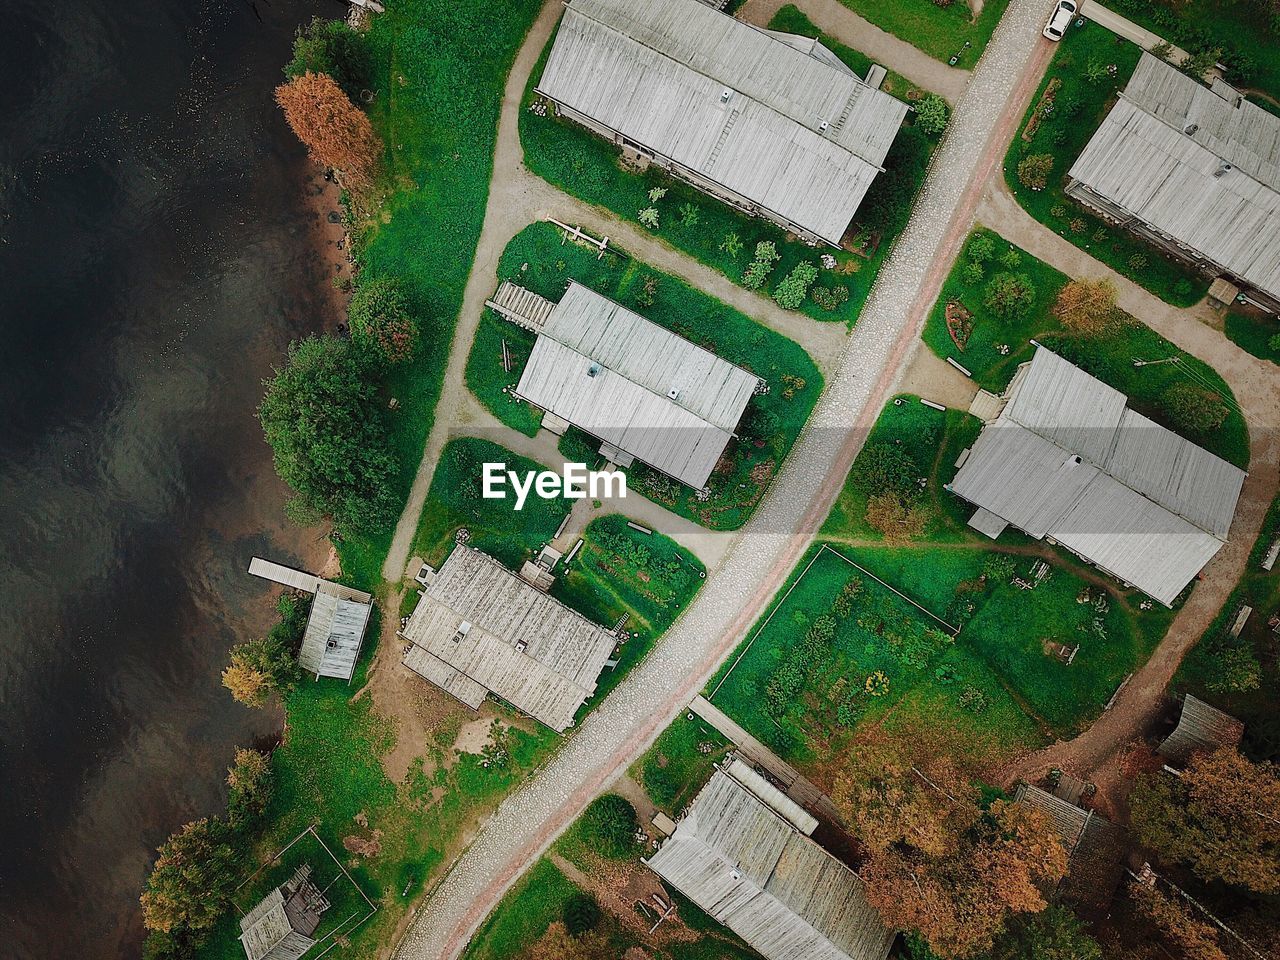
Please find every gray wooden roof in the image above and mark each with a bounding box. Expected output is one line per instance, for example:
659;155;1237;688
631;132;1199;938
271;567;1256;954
400;545;617;731
1157;694;1245;763
949;347;1245;605
239;865;326;960
299;581;373;682
1013;785;1126;913
536;0;907;245
515;281;759;488
646;766;894;960
1068;54;1280;300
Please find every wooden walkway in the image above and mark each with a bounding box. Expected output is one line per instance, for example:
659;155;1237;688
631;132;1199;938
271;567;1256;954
689;695;842;823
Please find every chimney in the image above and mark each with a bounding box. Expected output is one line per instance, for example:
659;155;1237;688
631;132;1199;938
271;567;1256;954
1214;161;1233;178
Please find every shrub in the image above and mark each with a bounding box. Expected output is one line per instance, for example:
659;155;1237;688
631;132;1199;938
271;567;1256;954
638;206;659;229
1269;332;1280;354
579;794;639;859
998;247;1021;270
678;203;700;227
1069;218;1087;234
811;285;849;311
348;275;418;364
284;17;371;101
742;241;780;290
981;553;1016;583
1173;278;1195;301
647;186;667;203
226;748;273;828
851;442;919;498
635;274;659;308
983;272;1036;318
1163;382;1230;434
961;261;985;285
719;232;743;258
866;493;929;544
958;686;988;713
966;234;996;264
914;94;950;136
1128;253;1149;272
773;261;819;309
1017;153;1054;191
563;893;602;935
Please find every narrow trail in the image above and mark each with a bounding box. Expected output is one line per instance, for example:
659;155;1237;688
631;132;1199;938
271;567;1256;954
392;2;1059;957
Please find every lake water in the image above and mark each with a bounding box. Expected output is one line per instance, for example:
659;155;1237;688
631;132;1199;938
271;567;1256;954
0;0;340;955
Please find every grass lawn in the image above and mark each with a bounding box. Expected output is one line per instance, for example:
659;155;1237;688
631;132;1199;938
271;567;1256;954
555;514;706;714
768;5;941;101
1177;493;1280;763
477;222;824;530
521;25;936;328
632;712;734;817
1225;308;1280;365
921;227;1249;469
409;435;570;569
1003;21;1210;308
835;0;1011;68
464;311;542;437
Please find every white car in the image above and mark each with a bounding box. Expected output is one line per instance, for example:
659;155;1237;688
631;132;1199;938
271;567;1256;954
1043;0;1078;40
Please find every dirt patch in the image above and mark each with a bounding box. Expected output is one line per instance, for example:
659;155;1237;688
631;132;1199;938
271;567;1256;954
342;829;383;859
549;853;699;946
453;716;496;755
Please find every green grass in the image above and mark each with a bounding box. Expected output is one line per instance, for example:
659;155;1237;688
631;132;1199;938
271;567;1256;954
632;712;734;816
521;26;935;327
922;227;1249;469
1002;21;1210;308
484;222;823;530
409;436;570;569
1225;308;1280;365
769;5;940;101
464;311;542;436
835;0;1011;68
464;858;582;960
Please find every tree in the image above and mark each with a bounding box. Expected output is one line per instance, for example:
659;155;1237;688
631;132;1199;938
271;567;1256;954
915;94;950;137
222;632;298;706
866;493;930;545
860;125;930;233
1162;382;1229;435
226;748;273;828
577;793;638;859
985;906;1102;960
1129;748;1280;893
348;276;418;365
140;819;236;934
984;273;1036;319
851;442;920;499
1052;278;1120;334
562;893;601;936
275;72;382;190
1131;884;1227;960
258;335;399;534
1016;154;1054;191
284;18;372;101
966;234;996;264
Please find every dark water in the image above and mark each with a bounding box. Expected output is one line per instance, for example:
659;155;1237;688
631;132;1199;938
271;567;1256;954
0;0;343;955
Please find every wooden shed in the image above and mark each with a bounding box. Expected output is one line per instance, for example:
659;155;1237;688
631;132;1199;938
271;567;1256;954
645;762;895;960
509;281;761;489
238;864;330;960
535;0;908;246
400;545;618;732
1067;54;1280;312
1013;784;1127;914
1157;694;1245;764
947;347;1245;606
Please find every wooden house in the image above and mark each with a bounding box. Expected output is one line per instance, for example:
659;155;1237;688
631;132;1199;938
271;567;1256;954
1013;784;1127;914
490;280;761;489
1157;694;1244;764
238;864;330;960
535;0;908;247
947;347;1245;606
1067;54;1280;312
645;760;895;960
400;545;618;732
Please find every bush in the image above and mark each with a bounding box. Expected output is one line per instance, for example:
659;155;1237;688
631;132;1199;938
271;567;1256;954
851;442;920;498
961;261;985;285
1017;153;1054;191
1163;382;1230;435
742;241;780;290
348;275;418;365
563;893;602;935
966;234;996;264
773;261;819;309
811;285;849;311
284;17;372;101
914;94;950;136
638;206;659;229
1267;332;1280;354
719;232;743;258
983;272;1036;318
578;794;639;859
678;203;700;227
226;748;273;828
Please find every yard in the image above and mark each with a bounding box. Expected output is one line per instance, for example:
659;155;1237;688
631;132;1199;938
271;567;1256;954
921;227;1249;469
835;0;1011;68
1225;307;1280;366
472;222;824;530
520;23;937;327
1002;21;1210;308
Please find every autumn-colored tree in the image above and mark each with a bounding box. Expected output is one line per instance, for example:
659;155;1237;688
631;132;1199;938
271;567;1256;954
863;800;1067;958
1052;278;1121;335
222;635;296;706
1131;884;1227;960
1130;748;1280;892
140;818;236;934
226;748;273;827
866;493;931;545
275;72;382;189
522;923;612;960
986;906;1102;960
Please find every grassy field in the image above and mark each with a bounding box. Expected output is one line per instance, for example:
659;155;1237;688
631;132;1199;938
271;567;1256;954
1225;308;1280;365
769;5;939;101
836;0;1011;68
921;228;1249;469
633;712;734;817
1002;22;1210;308
521;25;936;328
465;311;542;437
475;222;823;530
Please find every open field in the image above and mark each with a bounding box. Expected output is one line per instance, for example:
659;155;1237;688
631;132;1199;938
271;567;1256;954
836;0;1011;68
921;228;1249;468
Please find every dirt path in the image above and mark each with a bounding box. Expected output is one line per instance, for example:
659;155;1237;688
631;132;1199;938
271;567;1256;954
737;0;971;102
981;178;1280;807
898;345;981;408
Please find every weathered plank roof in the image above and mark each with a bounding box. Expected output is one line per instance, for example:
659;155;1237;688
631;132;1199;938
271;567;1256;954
950;347;1245;605
646;766;894;960
1157;694;1245;763
1068;54;1280;300
239;865;325;960
515;281;759;488
400;545;617;731
1013;785;1127;913
536;0;907;245
299;582;373;681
